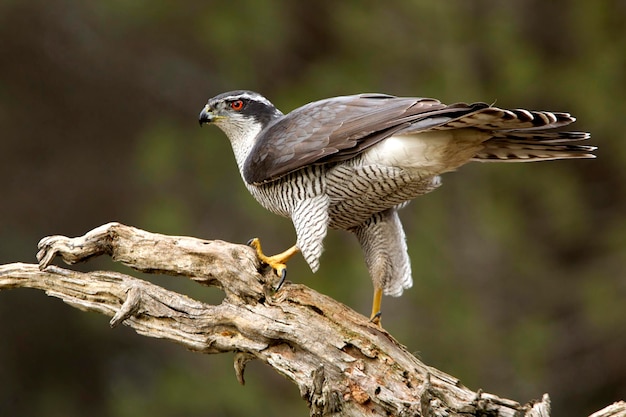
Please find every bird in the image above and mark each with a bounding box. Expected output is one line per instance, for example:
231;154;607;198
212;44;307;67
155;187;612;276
198;90;594;324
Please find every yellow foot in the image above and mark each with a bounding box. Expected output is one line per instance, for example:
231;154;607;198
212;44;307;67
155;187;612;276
247;238;300;290
369;287;383;326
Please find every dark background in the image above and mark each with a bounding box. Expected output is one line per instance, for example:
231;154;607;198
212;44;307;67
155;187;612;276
1;1;624;416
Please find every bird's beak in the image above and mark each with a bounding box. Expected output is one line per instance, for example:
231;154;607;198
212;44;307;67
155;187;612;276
198;106;214;126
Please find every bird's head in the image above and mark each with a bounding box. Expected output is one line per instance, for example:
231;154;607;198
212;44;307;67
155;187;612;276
198;90;283;143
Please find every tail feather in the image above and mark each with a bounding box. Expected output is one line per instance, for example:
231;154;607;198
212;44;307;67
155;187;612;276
427;104;595;162
472;136;596;162
490;130;590;143
435;106;578;131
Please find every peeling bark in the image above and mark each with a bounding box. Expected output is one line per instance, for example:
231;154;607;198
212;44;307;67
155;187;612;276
0;222;623;417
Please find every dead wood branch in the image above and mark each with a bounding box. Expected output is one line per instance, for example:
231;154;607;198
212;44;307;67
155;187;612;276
0;222;624;417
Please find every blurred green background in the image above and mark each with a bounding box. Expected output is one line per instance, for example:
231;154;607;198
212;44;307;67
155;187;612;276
1;1;624;416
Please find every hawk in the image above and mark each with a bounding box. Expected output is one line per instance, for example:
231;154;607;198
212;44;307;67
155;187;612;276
199;91;594;323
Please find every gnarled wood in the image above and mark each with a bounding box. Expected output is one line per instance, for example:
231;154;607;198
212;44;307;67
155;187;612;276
0;222;624;417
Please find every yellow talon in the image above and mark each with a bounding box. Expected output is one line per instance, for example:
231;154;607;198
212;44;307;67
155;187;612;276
248;238;300;290
369;287;383;326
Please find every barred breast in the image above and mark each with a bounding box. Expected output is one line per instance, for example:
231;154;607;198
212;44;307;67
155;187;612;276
325;161;441;230
247;159;441;232
245;165;328;219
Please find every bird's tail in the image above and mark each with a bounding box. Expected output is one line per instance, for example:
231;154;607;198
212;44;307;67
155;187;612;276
432;105;595;162
472;131;595;162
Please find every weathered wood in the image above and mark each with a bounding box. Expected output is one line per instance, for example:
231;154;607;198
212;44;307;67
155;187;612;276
0;222;624;417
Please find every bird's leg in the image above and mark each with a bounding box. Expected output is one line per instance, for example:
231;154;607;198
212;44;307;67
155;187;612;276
247;238;300;290
370;287;383;325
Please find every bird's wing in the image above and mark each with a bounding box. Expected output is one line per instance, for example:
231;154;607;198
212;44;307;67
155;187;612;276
243;93;581;184
242;93;470;184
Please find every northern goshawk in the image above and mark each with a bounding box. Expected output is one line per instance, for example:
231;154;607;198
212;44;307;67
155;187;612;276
199;91;594;323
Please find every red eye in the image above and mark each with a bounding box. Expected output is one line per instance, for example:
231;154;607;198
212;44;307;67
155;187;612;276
230;100;244;111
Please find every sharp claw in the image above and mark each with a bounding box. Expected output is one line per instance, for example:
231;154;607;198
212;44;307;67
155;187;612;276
369;311;382;325
274;267;287;292
246;238;298;291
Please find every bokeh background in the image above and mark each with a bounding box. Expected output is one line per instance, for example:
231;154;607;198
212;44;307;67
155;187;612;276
1;1;625;416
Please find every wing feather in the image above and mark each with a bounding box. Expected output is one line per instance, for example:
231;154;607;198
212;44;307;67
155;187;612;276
243;94;446;184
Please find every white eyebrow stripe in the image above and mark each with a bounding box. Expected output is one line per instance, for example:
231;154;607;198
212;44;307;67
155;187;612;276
220;92;273;107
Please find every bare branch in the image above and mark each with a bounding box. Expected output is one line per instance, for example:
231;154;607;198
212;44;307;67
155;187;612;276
1;222;623;417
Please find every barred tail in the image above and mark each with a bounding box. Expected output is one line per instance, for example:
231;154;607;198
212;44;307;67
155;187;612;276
472;131;595;162
430;105;596;162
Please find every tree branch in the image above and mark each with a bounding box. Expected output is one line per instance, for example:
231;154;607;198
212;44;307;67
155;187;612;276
0;223;623;417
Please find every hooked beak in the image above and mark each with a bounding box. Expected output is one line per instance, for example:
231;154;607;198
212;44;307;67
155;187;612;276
198;106;214;126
